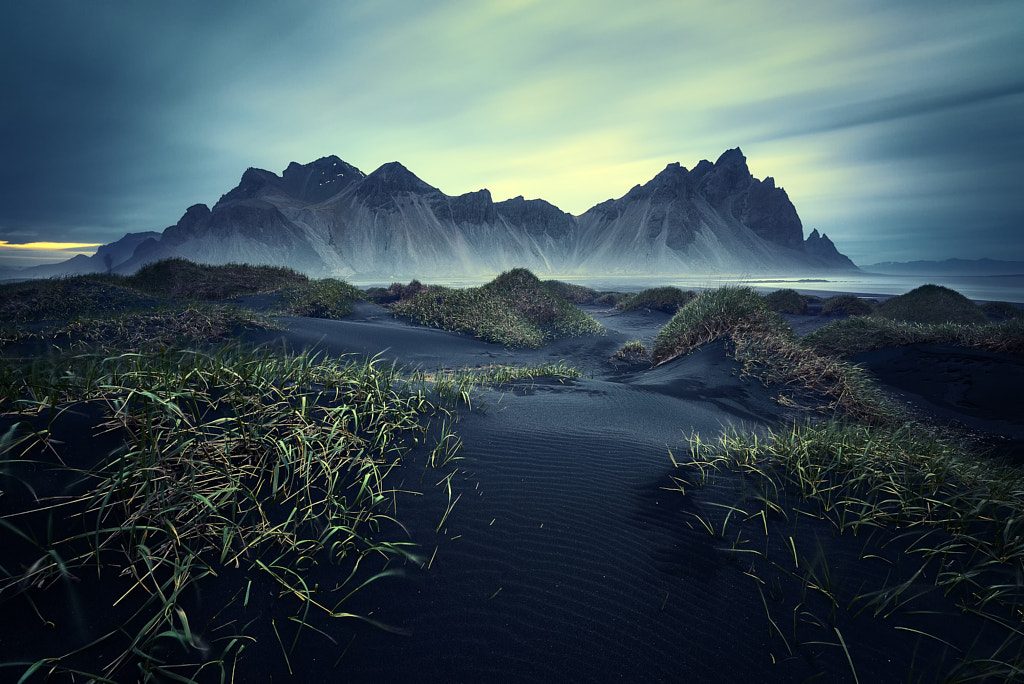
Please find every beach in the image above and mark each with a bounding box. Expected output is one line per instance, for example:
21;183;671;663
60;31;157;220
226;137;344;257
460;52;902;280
237;299;1023;682
2;275;1023;683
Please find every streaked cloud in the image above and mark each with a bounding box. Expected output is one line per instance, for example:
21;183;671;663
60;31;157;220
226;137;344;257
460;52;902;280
0;241;102;269
2;0;1022;267
0;241;103;250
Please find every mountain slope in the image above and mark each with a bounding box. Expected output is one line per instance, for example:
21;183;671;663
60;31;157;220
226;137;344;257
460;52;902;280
572;150;854;273
41;149;860;280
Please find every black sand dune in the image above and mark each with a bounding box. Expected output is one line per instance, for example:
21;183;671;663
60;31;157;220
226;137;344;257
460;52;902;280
229;305;1011;682
4;294;1020;682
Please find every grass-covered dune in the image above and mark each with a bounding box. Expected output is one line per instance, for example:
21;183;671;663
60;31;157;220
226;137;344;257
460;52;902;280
763;287;811;315
820;293;876;316
803;314;1024;358
651;286;894;422
872;283;989;325
0;345;474;682
802;283;1024;358
646;283;1024;681
616;286;695;313
651;286;790;364
390;267;604;347
3;263;1024;682
121;258;310;300
541;279;601;304
0;259;367;353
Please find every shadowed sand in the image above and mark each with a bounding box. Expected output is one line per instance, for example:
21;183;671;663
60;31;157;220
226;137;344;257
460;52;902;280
229;301;1022;682
852;343;1024;461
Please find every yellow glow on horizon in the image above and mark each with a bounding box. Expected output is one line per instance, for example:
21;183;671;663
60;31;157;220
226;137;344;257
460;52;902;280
0;241;103;250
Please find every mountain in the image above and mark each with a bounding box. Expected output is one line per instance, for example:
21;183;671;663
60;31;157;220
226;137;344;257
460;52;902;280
568;149;855;273
15;231;161;279
33;149;858;280
865;259;1024;276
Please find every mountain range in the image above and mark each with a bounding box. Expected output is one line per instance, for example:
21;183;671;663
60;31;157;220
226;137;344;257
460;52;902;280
864;259;1024;276
17;148;857;280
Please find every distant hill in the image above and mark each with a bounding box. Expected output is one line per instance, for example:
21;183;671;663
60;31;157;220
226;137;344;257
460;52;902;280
12;232;162;280
865;259;1024;276
18;149;858;280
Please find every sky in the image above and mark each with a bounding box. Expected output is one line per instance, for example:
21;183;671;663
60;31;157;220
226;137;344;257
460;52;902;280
2;0;1022;269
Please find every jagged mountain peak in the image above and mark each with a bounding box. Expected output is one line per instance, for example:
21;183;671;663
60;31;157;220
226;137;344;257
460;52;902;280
700;148;754;204
215;168;278;206
650;162;689;185
282;155;363;179
216;155;366;206
494;194;576;238
279;155;364;202
39;148;857;279
355;162;439;210
364;161;434;190
714;147;747;167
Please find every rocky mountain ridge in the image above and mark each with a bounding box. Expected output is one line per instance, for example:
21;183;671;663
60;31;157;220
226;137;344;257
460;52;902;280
20;149;858;280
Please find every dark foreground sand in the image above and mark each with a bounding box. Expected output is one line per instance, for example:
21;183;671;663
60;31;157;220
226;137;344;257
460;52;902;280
852;343;1024;462
229;303;1024;682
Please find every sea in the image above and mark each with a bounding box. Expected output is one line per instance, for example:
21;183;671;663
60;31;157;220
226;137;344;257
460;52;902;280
352;273;1024;304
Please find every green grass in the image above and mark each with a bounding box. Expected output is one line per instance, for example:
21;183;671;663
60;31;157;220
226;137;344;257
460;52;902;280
982;301;1024;321
1;303;278;355
651;286;897;422
121;258;309;300
651;286;791;364
0;278;155;323
671;421;1024;681
872;284;988;325
802;316;1024;358
274;278;363;318
763;288;809;315
653;284;1024;679
0;260;370;354
391;268;604;348
613;340;650;361
543;280;600;304
803;284;1024;358
616;286;695;313
820;294;875;317
594;292;629;307
0;344;466;681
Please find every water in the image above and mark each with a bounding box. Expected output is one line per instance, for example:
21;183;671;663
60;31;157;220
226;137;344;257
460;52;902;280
351;272;1024;303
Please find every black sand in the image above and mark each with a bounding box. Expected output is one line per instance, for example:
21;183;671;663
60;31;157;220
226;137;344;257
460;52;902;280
852;343;1024;462
4;298;1020;682
231;303;1019;682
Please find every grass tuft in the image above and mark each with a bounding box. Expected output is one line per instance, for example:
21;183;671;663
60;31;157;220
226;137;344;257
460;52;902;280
616;287;695;313
820;294;875;317
651;286;790;365
872;284;988;325
124;258;309;300
763;289;809;315
802;316;1024;358
0;345;457;680
650;286;899;422
673;420;1024;680
274;278;363;318
391;268;603;348
542;280;600;304
613;340;650;362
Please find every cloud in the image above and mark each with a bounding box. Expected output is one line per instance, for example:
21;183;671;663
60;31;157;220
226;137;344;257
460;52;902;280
0;241;102;250
2;0;1023;265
